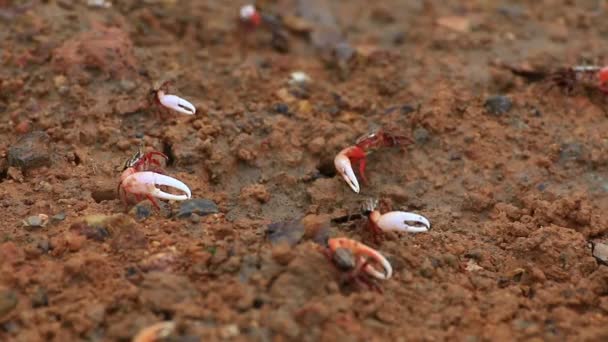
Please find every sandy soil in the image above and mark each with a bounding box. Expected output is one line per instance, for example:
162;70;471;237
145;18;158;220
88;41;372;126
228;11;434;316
2;0;608;341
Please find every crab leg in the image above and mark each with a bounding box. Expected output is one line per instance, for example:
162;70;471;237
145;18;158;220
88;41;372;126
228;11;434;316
371;211;431;233
121;171;191;201
157;92;196;115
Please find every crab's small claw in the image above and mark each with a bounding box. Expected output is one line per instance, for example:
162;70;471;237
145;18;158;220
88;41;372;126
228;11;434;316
122;171;192;201
158;93;196;115
375;211;431;233
334;153;360;193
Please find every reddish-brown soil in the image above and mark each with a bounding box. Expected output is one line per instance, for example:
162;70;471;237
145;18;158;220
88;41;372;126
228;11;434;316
2;1;608;341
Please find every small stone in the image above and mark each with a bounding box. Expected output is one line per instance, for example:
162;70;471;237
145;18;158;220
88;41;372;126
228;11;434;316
271;244;295;265
219;324;240;339
190;213;201;223
437;16;471;32
401;104;416;115
559;142;584;162
31;287;48;308
119;79;136;92
0;290;18;318
177;199;219;219
70;220;111;242
51;212;66;223
267;218;305;246
129;200;153;222
413;127;430;145
288;71;311;87
273;103;290;115
484;95;512;115
465;259;484;272
6;167;24;182
592;242;608;265
37;239;51;253
23;214;49;228
8;131;52;172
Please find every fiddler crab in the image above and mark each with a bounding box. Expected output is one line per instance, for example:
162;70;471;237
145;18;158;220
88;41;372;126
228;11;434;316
323;237;392;292
550;65;608;94
118;147;191;209
502;63;608;94
151;81;196;116
334;128;411;193
363;199;430;242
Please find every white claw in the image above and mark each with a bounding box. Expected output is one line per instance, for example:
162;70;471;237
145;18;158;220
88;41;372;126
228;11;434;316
376;211;431;233
240;4;256;20
123;171;191;201
334;154;360;193
158;93;196;115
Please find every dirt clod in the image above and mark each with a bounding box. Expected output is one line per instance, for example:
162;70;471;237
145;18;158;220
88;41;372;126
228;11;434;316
0;290;18;318
176;199;219;219
8;131;51;171
484;95;513;115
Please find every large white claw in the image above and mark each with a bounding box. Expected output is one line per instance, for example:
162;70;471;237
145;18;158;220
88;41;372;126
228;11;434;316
334;154;360;193
376;211;431;233
123;171;192;201
158;93;196;115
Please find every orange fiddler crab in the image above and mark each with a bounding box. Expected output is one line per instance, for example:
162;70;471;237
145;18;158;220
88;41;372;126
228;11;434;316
362;199;430;243
118;146;191;209
334;128;411;193
323;237;392;292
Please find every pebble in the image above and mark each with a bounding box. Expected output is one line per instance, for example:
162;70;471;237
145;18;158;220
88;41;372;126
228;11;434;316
51;212;66;223
413;127;430;145
6;166;24;182
119;79;136;92
219;324;240;339
592;242;608;265
37;239;51;253
273;103;290;115
176;199;219;219
267;218;305;246
8;131;52;171
70;223;110;242
0;290;18;317
31;287;48;308
484;95;512;115
129;200;153;222
559;142;584;162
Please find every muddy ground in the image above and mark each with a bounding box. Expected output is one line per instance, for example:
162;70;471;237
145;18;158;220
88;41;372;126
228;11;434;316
1;0;608;341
